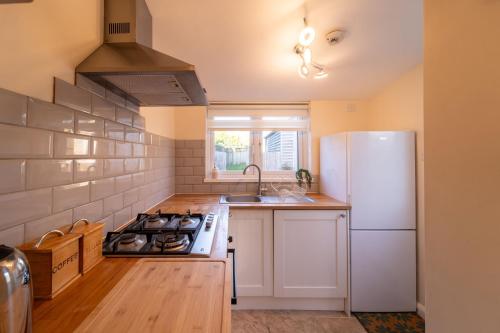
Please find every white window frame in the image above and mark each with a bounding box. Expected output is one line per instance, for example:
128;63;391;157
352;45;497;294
205;103;311;182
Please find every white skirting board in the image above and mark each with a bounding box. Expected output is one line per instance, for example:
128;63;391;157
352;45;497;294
417;302;426;319
232;297;346;311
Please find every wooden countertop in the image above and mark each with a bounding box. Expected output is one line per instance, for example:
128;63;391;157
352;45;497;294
221;193;350;210
33;194;230;333
32;193;347;332
75;259;231;333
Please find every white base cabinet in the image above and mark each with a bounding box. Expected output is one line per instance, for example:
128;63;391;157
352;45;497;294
228;208;349;310
228;209;273;296
274;210;348;298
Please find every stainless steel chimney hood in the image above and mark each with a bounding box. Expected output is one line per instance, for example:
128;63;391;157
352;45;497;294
76;0;208;106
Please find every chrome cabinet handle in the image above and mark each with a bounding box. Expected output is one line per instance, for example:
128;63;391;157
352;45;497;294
33;230;64;249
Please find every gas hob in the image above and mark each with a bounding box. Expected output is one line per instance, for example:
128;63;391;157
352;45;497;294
102;210;218;257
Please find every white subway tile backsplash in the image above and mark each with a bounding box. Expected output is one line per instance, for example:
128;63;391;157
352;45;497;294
74;159;104;182
54;133;90;158
139;158;149;171
123;188;139;206
133;143;145;157
76;113;105;137
0;188;52;230
144;132;153;145
0;124;53;158
151;134;160;146
133;114;145;130
144;170;155;184
53;182;90;213
0;224;25;247
99;214;114;236
90;177;115;201
73;200;103;222
145;145;157;157
115;141;132;157
116;107;133;126
91;95;115;120
103;159;124;177
138;184;151;200
26;159;73;190
92;138;115;157
103;193;123;216
132;199;144;216
24;209;73;242
124;158;140;173
115;174;133;193
0;160;25;194
54;78;91;113
0;83;175;242
132;172;145;187
113;206;132;230
0;87;27;126
105;121;125;141
125;128;143;143
192;184;211;193
28;98;74;133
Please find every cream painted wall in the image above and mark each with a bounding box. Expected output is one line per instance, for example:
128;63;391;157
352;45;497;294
309;101;370;175
173;106;207;140
0;0;102;101
424;1;500;332
366;65;425;308
140;107;176;139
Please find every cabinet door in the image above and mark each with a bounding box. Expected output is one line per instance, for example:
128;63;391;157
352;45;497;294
274;210;348;298
228;209;273;296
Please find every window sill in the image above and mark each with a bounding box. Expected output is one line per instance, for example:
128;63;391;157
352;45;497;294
203;177;298;183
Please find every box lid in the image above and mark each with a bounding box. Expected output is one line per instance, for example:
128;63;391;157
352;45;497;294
18;232;81;253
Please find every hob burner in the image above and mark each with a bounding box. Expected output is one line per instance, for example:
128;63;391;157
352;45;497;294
143;214;169;228
154;233;189;251
179;215;197;226
115;233;147;252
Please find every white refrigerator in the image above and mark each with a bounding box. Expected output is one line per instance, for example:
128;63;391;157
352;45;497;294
320;131;416;312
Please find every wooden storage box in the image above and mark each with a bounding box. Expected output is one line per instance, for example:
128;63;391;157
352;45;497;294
64;219;104;274
18;230;82;299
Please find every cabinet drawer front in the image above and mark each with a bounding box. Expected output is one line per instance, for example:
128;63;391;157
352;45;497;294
274;210;348;298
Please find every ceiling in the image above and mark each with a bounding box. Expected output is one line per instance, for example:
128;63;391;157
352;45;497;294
146;0;422;102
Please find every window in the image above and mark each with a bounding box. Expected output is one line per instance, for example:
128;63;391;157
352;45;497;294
206;104;310;180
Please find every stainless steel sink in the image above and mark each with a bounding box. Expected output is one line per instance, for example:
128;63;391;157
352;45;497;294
220;195;315;204
222;195;262;203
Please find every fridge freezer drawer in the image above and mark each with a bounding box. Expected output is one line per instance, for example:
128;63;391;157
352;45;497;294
351;230;416;312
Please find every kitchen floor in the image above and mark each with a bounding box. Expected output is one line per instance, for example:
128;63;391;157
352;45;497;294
232;310;367;333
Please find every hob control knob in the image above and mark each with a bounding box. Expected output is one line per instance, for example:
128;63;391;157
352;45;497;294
205;217;213;229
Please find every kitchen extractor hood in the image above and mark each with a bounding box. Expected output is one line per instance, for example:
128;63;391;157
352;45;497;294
76;0;208;106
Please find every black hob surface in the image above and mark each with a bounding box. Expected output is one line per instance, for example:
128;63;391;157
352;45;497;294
102;210;205;256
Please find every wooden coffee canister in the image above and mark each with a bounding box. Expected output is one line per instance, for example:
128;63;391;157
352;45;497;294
18;230;82;299
65;219;104;274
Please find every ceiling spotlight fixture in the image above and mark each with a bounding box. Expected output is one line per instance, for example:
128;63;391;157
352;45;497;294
298;19;316;47
294;17;326;79
313;67;328;79
302;47;312;64
298;63;310;78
